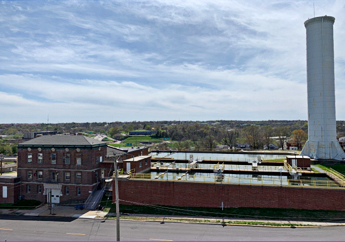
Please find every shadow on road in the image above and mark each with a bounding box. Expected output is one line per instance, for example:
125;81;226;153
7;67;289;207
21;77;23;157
0;214;78;222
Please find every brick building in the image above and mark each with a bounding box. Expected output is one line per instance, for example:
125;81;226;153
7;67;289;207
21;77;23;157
0;176;20;204
17;135;107;204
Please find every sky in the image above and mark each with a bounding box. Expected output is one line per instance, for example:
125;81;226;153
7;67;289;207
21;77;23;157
1;0;345;123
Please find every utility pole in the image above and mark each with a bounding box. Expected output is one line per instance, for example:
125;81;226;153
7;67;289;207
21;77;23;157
114;157;120;241
0;154;3;175
49;188;52;215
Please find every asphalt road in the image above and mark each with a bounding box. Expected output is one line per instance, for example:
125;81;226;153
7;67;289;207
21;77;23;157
0;215;344;241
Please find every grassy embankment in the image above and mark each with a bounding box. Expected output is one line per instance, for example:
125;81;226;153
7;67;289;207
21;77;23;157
100;197;345;223
314;164;345;175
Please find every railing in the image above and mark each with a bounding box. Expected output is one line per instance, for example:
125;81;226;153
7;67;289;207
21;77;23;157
129;173;342;188
329;168;345;180
84;185;98;208
313;166;345;187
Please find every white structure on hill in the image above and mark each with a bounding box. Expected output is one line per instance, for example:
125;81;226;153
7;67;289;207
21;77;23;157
301;16;345;160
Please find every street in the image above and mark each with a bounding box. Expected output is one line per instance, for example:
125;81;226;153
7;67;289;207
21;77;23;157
0;215;344;241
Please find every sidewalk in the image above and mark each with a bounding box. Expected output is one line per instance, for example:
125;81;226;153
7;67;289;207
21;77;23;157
1;205;345;227
0;204;107;219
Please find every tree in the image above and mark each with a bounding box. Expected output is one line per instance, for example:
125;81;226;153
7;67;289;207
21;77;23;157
243;125;263;149
275;126;290;149
263;126;273;149
108;127;120;138
292;129;307;150
222;129;239;148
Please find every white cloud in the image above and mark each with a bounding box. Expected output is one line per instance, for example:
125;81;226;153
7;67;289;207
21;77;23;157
0;0;345;122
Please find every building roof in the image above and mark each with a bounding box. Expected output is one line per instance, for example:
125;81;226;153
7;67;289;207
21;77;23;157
18;135;106;148
286;155;310;159
123;155;151;162
106;146;127;158
115;146;148;153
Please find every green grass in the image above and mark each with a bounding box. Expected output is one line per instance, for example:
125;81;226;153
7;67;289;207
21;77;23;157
323;164;345;175
100;198;345;222
264;158;285;162
103;137;112;141
123;136;162;142
0;199;41;210
107;215;308;227
314;164;345;176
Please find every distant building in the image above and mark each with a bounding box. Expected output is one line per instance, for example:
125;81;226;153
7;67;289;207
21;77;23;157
264;144;279;150
23;131;57;140
216;145;230;150
129;130;155;135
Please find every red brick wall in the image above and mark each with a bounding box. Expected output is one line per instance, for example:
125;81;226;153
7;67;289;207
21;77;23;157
21;182;95;203
123;157;151;173
18;147;106;170
115;180;345;211
0;177;21;204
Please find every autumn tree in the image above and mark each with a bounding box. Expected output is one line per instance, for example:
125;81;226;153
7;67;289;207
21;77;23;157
292;129;307;150
243;125;263;149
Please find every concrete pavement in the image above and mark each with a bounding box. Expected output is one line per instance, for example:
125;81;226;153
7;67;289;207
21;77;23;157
1;204;345;227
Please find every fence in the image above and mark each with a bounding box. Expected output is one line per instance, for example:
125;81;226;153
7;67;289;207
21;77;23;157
129;172;341;188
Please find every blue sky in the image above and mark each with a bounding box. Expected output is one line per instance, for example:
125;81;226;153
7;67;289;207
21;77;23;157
1;0;345;123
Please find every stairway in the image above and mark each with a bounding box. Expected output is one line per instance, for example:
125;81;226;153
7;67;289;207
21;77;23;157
84;186;105;210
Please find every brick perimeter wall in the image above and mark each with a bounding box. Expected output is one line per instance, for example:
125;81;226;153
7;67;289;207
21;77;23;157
116;180;345;211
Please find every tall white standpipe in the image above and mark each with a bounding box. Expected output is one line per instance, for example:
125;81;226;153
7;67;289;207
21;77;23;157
301;16;345;160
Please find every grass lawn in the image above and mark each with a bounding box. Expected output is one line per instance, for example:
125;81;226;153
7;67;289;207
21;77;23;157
314;164;345;175
323;164;345;175
123;136;162;142
264;158;285;162
100;197;345;222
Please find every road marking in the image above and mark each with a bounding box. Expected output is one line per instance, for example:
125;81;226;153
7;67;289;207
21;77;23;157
150;239;173;241
66;233;86;236
0;228;12;231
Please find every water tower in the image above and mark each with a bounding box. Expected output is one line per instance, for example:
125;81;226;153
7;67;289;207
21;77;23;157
300;16;345;160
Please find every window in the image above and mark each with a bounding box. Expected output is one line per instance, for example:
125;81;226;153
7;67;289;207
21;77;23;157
2;186;7;198
27;153;32;163
65;153;70;164
100;156;103;163
139;161;142;168
96;156;100;163
37;171;43;179
51;153;56;164
38;185;42;193
65;186;69;195
76;172;82;179
38;153;43;163
51;172;57;182
145;159;148;165
27;171;33;180
77;187;81;196
76;157;82;165
27;185;31;193
65;172;70;180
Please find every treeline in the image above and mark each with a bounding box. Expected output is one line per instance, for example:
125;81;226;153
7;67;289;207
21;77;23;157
2;120;345;151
